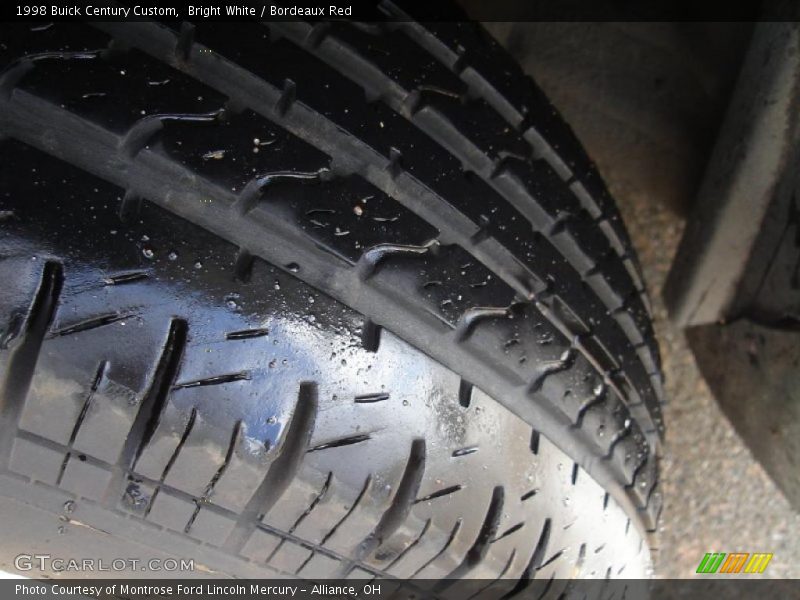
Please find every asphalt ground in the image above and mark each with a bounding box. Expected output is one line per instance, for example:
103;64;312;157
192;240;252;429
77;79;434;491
615;184;800;579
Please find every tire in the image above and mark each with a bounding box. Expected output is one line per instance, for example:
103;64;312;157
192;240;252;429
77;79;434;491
0;16;662;585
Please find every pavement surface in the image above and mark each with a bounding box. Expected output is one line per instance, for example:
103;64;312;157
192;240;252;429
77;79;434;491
615;180;800;579
484;21;800;579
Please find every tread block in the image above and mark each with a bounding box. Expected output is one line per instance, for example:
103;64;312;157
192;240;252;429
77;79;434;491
296;551;341;579
0;23;110;70
18;357;86;446
290;478;357;546
146;490;196;531
206;428;277;514
641;485;663;532
268;539;312;574
258;466;330;532
132;403;195;481
268;174;439;265
241;528;282;562
188;507;236;544
346;567;374;579
629;454;658;510
18;322;163;458
18;47;225;135
158;108;329;193
413;96;531;161
59;456;112;501
0;257;48;354
577;395;633;458
8;437;63;485
320;478;390;557
72;364;140;465
324;22;467;93
161;413;227;498
373;244;517;326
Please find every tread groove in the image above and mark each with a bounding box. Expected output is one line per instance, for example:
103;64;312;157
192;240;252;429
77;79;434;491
175;22;195;62
360;319;382;352
223;382;318;553
385;517;431;571
233;248;254;283
528;347;577;394
50;312;135;337
414;484;463;504
574;384;607;428
118;190;141;222
452;445;479;458
0;261;63;467
172;371;251;389
103;270;149;286
529;430;540;455
410;517;463;578
538;549;564;570
437;485;505;584
458;379;473;408
454;306;510;341
267;471;333;564
354;393;390;404
321;474;371;546
357;240;439;280
123;319;187;468
157;406;197;482
492;521;524;544
56;360;109;485
354;438;426;562
308;433;372;452
504;517;551;598
101;317;187;508
200;419;242;503
225;328;269;340
467;548;517;600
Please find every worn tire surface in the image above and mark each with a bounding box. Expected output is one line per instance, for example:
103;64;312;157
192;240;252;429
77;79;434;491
0;12;662;587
